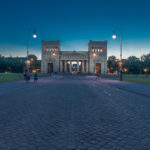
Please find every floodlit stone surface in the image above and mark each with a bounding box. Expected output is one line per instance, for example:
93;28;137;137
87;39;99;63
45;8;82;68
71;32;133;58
0;75;150;149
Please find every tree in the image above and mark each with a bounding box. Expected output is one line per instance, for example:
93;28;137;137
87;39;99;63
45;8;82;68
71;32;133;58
0;54;41;73
28;54;37;62
141;53;150;73
0;55;25;73
126;56;141;74
11;58;25;73
107;56;118;73
28;54;41;71
30;60;41;69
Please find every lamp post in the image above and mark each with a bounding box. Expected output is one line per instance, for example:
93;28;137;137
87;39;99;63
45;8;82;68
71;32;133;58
112;30;123;81
92;52;97;75
144;68;148;77
26;29;37;72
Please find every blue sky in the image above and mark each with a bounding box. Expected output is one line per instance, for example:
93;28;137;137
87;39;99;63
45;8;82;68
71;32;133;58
0;0;150;59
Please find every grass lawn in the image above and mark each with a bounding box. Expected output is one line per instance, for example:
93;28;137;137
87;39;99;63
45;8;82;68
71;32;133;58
0;73;49;83
124;78;150;84
0;73;23;82
101;74;150;85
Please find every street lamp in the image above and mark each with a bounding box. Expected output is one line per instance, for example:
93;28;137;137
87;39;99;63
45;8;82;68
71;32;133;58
112;34;117;39
92;52;97;57
92;52;97;74
123;68;128;73
144;68;148;74
26;29;37;72
52;52;56;56
112;29;123;81
33;33;37;38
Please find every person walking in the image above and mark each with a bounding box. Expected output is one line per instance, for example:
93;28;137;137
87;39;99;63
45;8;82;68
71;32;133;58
26;72;30;82
34;72;38;82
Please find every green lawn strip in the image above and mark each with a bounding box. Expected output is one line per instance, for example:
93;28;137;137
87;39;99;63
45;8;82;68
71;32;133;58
101;74;150;85
38;74;49;78
124;78;150;84
123;74;150;79
0;73;49;83
0;78;23;83
0;73;23;82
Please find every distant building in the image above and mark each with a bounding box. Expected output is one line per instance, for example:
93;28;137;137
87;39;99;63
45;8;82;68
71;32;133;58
5;57;27;62
5;55;37;62
41;40;107;74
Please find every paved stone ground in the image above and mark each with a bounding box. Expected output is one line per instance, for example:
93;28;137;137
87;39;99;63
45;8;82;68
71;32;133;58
0;75;150;150
96;77;150;97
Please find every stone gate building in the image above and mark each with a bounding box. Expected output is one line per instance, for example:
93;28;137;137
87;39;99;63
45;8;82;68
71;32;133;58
41;40;107;74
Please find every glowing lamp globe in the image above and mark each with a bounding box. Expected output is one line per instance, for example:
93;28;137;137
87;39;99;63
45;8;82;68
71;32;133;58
123;68;128;72
26;60;30;65
119;61;123;66
33;34;37;38
52;52;56;56
112;34;116;39
93;53;96;57
144;68;148;73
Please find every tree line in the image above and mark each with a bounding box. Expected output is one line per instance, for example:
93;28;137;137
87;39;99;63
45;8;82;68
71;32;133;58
108;53;150;74
0;53;150;74
0;54;41;73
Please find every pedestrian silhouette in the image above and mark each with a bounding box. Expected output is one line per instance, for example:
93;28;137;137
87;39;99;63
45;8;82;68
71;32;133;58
34;72;38;82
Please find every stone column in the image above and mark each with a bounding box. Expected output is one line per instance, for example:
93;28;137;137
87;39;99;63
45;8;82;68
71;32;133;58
77;60;79;72
86;61;88;73
60;60;63;72
70;60;72;73
53;61;55;73
64;60;67;72
82;60;84;73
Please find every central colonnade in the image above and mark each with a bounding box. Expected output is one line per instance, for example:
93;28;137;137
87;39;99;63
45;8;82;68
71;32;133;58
60;60;88;73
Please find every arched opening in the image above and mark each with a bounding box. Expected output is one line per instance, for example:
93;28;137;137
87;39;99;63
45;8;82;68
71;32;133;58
72;61;77;73
48;63;53;73
95;63;101;74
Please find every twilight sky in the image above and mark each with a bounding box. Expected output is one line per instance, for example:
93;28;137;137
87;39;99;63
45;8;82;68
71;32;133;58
0;0;150;59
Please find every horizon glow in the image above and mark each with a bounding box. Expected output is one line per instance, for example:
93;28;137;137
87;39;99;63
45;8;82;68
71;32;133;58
0;0;150;59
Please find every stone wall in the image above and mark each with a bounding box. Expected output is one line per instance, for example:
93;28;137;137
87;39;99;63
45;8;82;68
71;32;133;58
88;40;107;74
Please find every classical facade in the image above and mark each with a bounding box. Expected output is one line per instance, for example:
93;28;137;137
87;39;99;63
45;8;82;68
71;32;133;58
41;40;107;74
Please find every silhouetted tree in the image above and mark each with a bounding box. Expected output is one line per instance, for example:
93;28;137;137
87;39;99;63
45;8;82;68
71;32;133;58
126;56;141;74
107;56;118;73
28;54;37;61
141;53;150;73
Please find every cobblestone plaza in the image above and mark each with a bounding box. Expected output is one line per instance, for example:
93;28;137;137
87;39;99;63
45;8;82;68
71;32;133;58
0;75;150;149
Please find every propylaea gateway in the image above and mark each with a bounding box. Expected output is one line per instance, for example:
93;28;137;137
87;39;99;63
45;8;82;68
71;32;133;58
41;40;107;74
